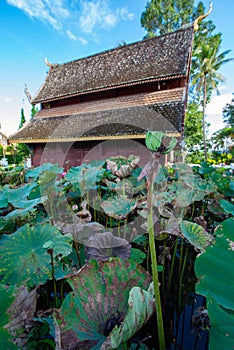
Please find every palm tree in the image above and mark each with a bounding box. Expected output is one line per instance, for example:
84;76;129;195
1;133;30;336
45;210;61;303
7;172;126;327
192;40;233;160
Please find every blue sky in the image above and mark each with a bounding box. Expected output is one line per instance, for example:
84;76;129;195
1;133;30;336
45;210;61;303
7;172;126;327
0;0;233;137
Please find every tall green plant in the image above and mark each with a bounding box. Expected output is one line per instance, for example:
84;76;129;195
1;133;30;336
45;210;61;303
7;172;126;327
142;131;177;350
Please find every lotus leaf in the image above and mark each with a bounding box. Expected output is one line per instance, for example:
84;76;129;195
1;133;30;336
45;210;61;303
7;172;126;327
195;218;234;309
0;285;17;349
101;195;138;220
0;223;73;288
4;196;48;220
5;286;37;348
25;163;63;181
145;131;177;154
101;283;155;349
65;163;105;195
0;182;37;209
106;156;140;178
195;218;234;349
59;258;152;350
219;199;234;216
85;231;131;261
0;191;8;208
206;296;234;350
180;220;214;251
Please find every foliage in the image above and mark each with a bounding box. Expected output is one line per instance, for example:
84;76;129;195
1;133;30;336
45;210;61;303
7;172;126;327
31;104;38;119
0;150;233;348
195;218;234;349
192;37;233;160
59;259;152;349
0;223;73;288
19;108;26;129
180;220;213;252
184;102;203;150
0;166;25;186
102;283;155;349
223;93;234;127
141;0;194;37
0;285;17;349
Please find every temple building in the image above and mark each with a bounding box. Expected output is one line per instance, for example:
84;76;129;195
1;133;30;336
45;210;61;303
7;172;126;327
9;24;194;168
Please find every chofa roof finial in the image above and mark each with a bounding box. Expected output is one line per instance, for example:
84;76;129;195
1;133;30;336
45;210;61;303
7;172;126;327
45;57;54;67
194;2;213;32
24;84;32;103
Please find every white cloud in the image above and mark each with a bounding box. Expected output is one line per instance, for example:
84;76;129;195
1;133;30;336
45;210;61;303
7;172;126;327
206;93;233;135
3;97;13;103
6;0;68;31
119;7;134;21
78;37;88;46
206;93;233;115
66;30;88;45
79;0;134;34
66;30;77;41
79;0;116;34
6;0;135;42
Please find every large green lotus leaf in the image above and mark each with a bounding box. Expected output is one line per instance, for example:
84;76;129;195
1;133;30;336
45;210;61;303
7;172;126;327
4;196;48;220
195;218;234;310
180;220;214;251
168;182;195;207
102;283;155;349
25;163;63;181
0;285;17;349
206;296;234;350
65;163;105;194
0;191;8;208
3;182;37;203
59;259;152;350
145;131;177;154
101;195;138;219
211;171;234;197
219;199;234;216
0;223;73;288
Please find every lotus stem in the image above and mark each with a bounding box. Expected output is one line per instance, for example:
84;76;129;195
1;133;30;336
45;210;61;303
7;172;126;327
168;238;178;291
147;181;165;350
74;241;82;268
49;250;58;308
178;243;189;308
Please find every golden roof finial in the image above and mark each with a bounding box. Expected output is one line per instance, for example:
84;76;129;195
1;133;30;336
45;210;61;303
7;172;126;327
194;2;213;32
45;57;54;67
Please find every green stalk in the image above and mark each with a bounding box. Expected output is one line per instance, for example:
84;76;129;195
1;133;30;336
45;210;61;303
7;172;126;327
178;244;189;309
74;241;82;268
148;182;165;350
168;238;178;291
50;251;58;308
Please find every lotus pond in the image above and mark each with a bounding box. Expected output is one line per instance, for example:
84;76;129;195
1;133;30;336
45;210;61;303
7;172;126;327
0;132;233;350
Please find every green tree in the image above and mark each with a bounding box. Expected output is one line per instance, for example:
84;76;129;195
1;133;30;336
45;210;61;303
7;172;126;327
141;0;194;37
15;107;30;164
31;104;38;119
184;102;203;149
192;40;233;160
19;108;26;129
223;94;234;127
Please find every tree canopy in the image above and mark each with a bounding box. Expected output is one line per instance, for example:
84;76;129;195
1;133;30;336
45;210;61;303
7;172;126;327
141;0;194;37
223;94;234;127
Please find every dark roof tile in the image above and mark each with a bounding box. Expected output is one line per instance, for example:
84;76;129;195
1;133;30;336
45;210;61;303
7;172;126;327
9;88;185;143
32;25;194;103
